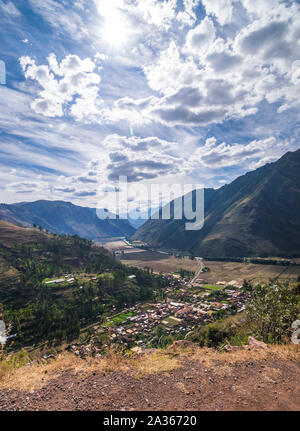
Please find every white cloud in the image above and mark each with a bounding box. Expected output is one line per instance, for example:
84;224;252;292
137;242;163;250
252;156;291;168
177;0;198;27
20;54;102;120
189;136;290;169
241;0;281;17
93;0;177;49
128;1;300;127
0;0;21;17
21;2;299;129
28;0;89;40
184;16;216;58
144;41;201;95
98;134;185;183
134;0;177;29
0;85;110;175
201;0;238;26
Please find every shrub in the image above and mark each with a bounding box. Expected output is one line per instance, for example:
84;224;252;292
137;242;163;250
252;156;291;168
245;282;299;343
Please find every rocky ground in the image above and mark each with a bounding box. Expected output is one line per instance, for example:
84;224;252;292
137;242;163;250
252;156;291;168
0;341;299;411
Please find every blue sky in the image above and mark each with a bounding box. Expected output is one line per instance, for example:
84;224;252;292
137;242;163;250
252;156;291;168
0;0;299;212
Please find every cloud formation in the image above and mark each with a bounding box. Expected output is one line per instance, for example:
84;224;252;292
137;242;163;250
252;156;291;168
20;54;103;119
0;0;299;207
97;134;184;183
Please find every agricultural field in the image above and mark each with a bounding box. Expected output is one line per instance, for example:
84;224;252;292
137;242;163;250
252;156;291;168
198;261;299;284
202;284;224;291
98;239;144;254
103;311;135;327
120;250;200;273
120;250;299;284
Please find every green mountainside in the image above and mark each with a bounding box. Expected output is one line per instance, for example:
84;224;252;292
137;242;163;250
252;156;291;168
0;221;166;348
133;149;300;258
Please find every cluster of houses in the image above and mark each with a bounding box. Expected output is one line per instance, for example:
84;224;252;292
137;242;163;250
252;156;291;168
44;273;100;286
44;274;75;285
97;278;250;349
43;267;251;354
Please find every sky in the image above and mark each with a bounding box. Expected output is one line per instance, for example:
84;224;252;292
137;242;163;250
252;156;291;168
0;0;299;214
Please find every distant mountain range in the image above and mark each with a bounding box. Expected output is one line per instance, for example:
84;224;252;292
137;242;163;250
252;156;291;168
0;200;135;241
133;149;300;258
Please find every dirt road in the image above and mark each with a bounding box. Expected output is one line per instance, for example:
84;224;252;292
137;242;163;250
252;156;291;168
188;257;204;286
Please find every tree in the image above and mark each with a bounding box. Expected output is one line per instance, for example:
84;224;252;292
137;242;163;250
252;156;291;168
246;282;299;343
242;279;252;292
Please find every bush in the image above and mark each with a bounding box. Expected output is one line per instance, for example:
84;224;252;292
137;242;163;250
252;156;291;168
246;282;299;343
188;323;235;347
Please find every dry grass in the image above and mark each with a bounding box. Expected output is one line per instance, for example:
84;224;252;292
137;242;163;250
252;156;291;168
0;343;298;392
189;344;300;367
0;352;84;391
0;348;180;391
131;351;181;378
0;344;137;392
213;364;233;377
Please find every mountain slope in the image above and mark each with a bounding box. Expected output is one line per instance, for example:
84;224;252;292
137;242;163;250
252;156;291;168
133;149;300;258
0;220;163;347
0;200;135;241
0;219;119;302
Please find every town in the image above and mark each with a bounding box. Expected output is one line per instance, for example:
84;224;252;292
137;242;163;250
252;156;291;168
70;271;251;356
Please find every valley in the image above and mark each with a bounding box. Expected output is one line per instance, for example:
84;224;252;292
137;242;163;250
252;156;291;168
51;239;299;356
116;241;299;283
0;152;299;412
0;218;299;413
1;0;300;413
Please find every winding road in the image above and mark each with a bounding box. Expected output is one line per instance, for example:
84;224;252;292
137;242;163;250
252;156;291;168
188;257;204;286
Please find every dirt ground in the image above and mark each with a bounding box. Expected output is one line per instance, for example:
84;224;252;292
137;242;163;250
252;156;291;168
0;346;299;411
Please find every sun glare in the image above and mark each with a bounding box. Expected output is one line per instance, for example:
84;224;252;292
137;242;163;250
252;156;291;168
100;1;130;48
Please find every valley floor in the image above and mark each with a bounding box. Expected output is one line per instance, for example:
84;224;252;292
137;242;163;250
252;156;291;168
0;344;299;411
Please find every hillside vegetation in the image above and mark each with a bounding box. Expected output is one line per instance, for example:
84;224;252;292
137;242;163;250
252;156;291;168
0;221;168;349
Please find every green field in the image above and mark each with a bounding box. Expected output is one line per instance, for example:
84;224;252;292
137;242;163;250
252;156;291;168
106;311;135;326
203;284;224;291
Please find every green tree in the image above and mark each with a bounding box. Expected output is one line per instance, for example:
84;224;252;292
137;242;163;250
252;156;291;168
246;282;299;343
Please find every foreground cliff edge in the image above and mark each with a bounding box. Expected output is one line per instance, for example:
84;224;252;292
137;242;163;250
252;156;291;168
0;339;299;411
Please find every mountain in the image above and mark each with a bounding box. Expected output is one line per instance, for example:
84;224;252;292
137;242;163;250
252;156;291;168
133;149;300;258
0;200;135;241
127;215;147;229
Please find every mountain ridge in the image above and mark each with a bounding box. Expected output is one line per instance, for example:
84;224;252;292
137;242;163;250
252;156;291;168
0;200;135;241
133;149;300;258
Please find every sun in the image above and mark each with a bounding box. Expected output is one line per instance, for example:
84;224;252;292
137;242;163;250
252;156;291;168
100;1;130;48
